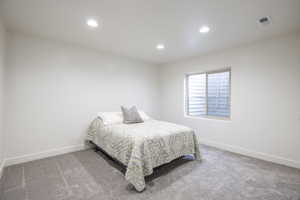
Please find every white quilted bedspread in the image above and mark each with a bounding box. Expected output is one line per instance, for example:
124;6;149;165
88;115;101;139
87;118;201;191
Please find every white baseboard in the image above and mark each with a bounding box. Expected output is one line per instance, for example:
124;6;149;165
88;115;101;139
200;139;300;169
4;144;87;167
3;140;299;170
0;160;4;179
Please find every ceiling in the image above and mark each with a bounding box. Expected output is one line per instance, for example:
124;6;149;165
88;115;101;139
1;0;300;64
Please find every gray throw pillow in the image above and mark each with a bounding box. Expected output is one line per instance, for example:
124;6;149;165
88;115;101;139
121;106;144;124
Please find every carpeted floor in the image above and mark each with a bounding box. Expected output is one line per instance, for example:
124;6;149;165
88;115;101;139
1;145;300;200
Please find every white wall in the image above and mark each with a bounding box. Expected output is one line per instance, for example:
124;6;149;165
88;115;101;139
4;32;160;164
3;30;300;169
0;18;5;175
160;32;300;168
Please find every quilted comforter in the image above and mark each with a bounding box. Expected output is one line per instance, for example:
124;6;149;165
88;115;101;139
87;118;201;191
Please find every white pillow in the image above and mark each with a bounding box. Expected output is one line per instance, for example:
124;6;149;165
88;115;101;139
138;111;151;121
97;110;151;125
98;112;123;125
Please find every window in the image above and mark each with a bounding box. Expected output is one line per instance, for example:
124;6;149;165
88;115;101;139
186;69;231;118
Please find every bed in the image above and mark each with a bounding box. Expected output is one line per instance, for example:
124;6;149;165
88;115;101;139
86;112;201;191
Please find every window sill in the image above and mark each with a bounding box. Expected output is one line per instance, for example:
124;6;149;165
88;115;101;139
184;115;231;121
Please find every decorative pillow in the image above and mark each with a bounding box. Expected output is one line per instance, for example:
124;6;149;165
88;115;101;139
97;112;123;125
121;106;144;124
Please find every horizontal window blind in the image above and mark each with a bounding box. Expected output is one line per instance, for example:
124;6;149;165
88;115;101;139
187;74;206;116
186;69;230;118
207;71;230;117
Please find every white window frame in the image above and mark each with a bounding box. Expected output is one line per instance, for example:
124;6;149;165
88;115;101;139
185;68;231;120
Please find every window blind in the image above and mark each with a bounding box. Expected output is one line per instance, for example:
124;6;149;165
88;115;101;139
207;71;230;117
187;74;206;116
186;69;230;118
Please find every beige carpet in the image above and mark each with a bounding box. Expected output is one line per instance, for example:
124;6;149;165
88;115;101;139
1;145;300;200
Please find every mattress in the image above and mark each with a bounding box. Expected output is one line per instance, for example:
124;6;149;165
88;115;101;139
87;118;201;191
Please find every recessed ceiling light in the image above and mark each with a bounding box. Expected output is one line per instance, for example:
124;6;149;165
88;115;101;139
199;26;210;33
86;19;99;28
156;44;165;50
